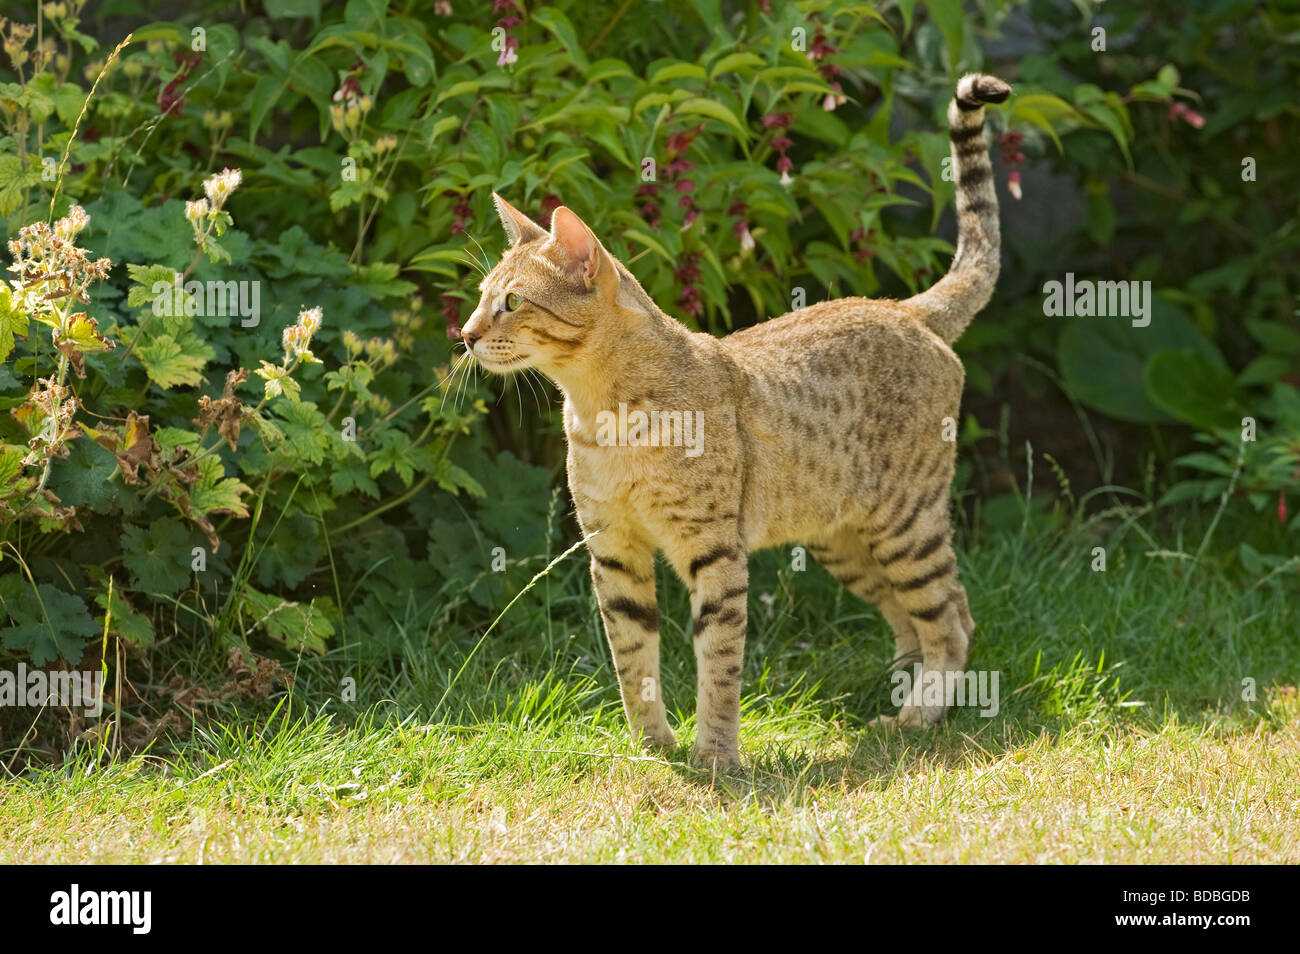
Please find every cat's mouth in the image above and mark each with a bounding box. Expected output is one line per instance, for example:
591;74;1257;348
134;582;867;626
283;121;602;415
472;351;530;373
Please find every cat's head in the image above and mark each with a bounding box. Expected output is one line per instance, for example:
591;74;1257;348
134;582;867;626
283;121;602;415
460;193;632;375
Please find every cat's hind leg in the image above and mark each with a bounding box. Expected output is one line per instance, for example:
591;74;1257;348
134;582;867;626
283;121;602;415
863;485;972;728
809;529;921;669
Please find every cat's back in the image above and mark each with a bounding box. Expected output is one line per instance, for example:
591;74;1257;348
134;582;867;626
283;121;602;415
719;297;961;387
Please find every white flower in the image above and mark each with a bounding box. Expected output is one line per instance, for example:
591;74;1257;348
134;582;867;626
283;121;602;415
297;306;323;336
203;167;243;205
185;198;209;222
780;170;794;187
54;205;89;241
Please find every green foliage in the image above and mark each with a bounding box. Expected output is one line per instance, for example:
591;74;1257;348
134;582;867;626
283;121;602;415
0;0;1294;704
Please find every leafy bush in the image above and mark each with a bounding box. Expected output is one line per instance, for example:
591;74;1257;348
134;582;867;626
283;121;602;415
0;0;1293;745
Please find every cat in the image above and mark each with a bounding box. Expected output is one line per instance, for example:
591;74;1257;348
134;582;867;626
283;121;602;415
460;73;1011;768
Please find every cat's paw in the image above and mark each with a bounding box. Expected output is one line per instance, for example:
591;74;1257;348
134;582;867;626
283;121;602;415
897;704;946;728
638;727;678;751
690;745;741;771
870;705;945;730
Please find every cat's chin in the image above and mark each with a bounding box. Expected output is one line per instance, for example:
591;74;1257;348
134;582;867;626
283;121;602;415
473;354;530;373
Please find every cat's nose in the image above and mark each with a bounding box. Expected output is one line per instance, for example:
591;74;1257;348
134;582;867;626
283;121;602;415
461;328;481;349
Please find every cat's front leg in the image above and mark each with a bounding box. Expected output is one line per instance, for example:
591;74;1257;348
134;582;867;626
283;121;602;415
589;547;676;751
684;541;749;768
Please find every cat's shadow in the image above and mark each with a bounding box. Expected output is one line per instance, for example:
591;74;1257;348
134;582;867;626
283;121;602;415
658;717;1015;804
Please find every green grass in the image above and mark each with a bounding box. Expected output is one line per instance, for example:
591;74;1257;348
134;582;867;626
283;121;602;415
2;509;1297;863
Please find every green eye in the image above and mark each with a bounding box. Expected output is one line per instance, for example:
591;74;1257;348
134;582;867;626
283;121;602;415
504;292;523;311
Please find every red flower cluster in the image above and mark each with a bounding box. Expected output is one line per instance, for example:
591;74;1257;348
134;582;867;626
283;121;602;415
675;251;703;317
850;226;876;264
636;183;661;228
763;112;795;184
1168;100;1206;129
808;29;846;110
664;122;704;230
729;200;754;251
998;129;1026;199
537;192;562;229
493;0;522;67
441;293;462;340
449;192;473;236
157;51;202;117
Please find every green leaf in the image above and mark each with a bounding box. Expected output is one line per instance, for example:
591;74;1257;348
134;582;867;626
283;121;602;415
94;585;154;649
188;455;252;519
674;98;749;140
709;52;765;80
921;0;965;66
136;332;214;389
621;228;672;261
1057;300;1216;424
0;284;29;362
56;439;120;512
241;587;334;653
0;584;99;666
1145;350;1243;431
1172;452;1237;477
531;7;589;72
125;263;179;309
122;518;194;596
650;62;708;85
1246;319;1300;357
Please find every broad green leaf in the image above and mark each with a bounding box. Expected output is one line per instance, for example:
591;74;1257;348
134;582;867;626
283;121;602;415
0;584;99;666
673;98;749;139
709;52;765;80
650;62;708;85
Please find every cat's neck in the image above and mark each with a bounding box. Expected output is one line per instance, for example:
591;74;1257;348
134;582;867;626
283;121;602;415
549;308;690;421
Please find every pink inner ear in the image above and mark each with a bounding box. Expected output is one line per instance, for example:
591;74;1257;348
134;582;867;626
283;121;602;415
551;208;596;268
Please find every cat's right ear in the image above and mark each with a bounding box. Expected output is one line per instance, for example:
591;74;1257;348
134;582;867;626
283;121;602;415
492;192;547;245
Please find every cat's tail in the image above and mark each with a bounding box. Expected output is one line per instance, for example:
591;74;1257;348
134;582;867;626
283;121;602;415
915;72;1011;345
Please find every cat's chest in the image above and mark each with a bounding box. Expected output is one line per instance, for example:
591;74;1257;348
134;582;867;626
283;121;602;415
563;417;655;498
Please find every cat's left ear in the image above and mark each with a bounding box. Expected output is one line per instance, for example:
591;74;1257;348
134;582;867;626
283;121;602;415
492;192;547;245
550;206;614;290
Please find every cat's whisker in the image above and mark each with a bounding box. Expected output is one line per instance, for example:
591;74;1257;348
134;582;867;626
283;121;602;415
456;252;486;277
466;233;494;274
441;348;477;414
511;353;547;422
524;366;552;417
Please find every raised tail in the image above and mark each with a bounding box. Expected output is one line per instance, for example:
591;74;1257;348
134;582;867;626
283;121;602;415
916;72;1011;345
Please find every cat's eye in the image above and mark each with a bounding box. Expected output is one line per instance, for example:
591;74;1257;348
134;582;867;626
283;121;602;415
504;292;523;311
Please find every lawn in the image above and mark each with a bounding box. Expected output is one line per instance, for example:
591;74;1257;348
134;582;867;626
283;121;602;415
3;510;1297;864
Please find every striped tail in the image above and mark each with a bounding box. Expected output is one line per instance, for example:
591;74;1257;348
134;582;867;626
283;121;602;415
916;73;1011;345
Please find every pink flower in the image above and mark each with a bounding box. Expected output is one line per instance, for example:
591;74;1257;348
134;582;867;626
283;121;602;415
666;123;704;154
807;31;836;62
1169;101;1206;129
733;220;755;251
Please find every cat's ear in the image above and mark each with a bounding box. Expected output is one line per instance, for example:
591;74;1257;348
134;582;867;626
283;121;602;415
550;206;613;290
492;192;547;245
